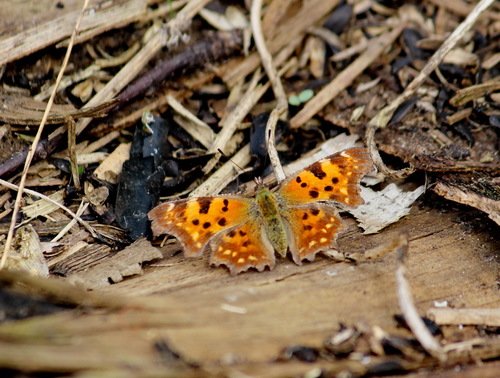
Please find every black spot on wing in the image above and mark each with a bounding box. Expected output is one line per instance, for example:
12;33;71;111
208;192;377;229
203;222;211;229
198;199;212;214
309;162;327;179
218;218;227;226
309;190;319;198
311;209;320;216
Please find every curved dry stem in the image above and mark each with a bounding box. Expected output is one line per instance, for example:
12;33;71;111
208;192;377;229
366;124;415;179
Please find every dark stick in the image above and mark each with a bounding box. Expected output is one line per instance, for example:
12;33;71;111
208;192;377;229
0;134;64;178
117;30;243;105
0;30;243;178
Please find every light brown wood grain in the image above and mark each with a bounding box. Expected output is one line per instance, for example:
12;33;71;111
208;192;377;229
0;205;498;376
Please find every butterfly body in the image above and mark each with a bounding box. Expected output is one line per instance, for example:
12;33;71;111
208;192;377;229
255;187;288;257
149;147;373;275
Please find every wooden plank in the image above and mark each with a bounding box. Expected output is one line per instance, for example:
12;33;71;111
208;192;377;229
102;205;499;362
0;205;497;376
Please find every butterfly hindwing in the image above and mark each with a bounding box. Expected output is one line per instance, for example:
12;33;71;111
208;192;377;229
148;196;252;257
210;222;276;275
284;204;343;264
279;147;373;207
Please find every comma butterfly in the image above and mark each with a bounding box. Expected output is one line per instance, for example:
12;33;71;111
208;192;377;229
148;147;373;275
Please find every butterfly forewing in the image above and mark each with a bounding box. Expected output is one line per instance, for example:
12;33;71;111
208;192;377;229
148;196;252;257
279;147;373;206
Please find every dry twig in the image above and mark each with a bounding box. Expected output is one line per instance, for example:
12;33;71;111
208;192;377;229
0;178;98;240
366;0;496;178
0;0;91;270
251;0;287;183
395;234;446;361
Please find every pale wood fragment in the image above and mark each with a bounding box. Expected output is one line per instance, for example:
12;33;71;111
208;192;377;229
433;182;500;225
93;143;131;184
428;308;500;327
0;0;147;66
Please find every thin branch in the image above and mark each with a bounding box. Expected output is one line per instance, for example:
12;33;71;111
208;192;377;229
251;0;287;183
251;0;288;111
366;0;495;178
0;0;91;270
0;179;98;240
265;108;286;183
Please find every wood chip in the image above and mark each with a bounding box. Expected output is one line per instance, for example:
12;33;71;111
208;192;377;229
68;238;162;290
93;143;131;184
2;224;48;277
349;184;425;234
427;308;500;327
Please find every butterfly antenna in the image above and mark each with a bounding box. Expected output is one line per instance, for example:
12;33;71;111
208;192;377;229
217;148;246;173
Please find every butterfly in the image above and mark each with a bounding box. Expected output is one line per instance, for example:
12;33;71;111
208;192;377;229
148;147;373;275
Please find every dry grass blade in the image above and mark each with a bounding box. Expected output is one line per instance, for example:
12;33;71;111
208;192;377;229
250;0;287;183
251;0;287;111
290;21;405;128
0;0;91;270
369;0;496;129
0;178;98;240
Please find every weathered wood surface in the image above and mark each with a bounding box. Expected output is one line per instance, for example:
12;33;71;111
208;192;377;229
0;202;500;376
2;203;496;377
105;204;499;364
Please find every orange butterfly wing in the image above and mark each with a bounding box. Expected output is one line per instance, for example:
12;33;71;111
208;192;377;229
210;222;275;275
149;197;250;257
148;196;275;274
149;148;372;273
279;147;373;207
284;205;343;264
279;147;372;262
